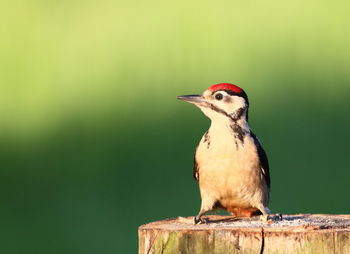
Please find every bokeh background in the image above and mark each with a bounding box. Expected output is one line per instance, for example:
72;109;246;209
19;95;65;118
1;0;350;253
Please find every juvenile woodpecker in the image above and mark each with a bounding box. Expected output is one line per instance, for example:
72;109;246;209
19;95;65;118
177;83;271;224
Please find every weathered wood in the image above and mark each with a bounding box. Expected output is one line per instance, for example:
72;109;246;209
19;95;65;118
138;214;350;254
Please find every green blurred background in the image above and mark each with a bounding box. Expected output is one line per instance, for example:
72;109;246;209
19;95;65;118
1;0;350;253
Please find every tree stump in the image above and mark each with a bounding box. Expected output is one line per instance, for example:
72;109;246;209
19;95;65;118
138;214;350;254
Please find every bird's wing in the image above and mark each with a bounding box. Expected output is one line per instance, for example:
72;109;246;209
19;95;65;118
251;132;270;188
193;148;199;181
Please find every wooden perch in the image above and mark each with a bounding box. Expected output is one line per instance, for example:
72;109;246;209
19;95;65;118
138;214;350;254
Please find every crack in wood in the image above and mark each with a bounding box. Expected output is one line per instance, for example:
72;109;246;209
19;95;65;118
259;227;265;254
233;234;241;250
146;230;159;254
160;233;172;254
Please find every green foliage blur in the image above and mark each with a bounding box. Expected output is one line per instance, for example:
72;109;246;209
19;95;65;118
1;0;350;253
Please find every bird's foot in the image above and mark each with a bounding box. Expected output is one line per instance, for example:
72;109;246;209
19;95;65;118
276;213;283;221
194;216;206;225
261;213;283;223
260;214;270;222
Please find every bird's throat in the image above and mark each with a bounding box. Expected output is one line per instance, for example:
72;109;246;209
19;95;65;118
208;118;250;150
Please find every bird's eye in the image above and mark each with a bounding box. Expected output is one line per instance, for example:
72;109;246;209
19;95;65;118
215;93;223;100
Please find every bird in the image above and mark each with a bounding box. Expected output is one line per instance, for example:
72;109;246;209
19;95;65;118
177;83;271;224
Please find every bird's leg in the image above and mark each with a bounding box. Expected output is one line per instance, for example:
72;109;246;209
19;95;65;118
257;205;271;222
194;210;207;224
194;196;216;224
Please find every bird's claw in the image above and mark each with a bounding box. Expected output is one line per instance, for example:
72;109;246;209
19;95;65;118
261;213;283;223
194;216;206;225
260;214;269;222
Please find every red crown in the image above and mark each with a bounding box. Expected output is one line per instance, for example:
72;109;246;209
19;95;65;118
208;83;243;94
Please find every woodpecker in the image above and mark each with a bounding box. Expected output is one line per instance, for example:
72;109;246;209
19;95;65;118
177;83;271;224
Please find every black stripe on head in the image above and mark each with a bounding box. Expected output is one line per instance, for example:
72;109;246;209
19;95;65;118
208;103;236;121
231;107;245;121
207;102;248;122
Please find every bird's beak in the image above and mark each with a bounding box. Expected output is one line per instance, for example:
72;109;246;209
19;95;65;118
177;94;205;105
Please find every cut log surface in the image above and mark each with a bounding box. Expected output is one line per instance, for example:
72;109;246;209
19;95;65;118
138;214;350;254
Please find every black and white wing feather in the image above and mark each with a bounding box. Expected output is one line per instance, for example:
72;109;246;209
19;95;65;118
193;148;199;181
251;132;270;188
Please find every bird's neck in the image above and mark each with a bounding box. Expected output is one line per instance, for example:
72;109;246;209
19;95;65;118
209;116;250;138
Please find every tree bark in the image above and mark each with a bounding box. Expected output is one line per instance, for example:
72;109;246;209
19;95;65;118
138;214;350;254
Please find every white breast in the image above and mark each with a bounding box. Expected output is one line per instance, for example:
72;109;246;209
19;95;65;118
195;121;264;208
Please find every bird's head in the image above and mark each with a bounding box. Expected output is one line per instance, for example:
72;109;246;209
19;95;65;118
177;83;249;122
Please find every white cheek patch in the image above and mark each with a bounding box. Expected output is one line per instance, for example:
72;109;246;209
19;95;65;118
231;96;247;110
219;96;247;116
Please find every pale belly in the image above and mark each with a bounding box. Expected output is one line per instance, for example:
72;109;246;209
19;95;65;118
195;134;267;209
